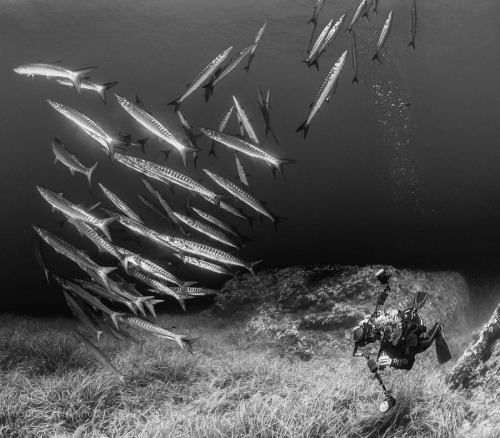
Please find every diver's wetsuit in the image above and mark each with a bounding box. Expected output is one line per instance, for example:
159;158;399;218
378;320;441;370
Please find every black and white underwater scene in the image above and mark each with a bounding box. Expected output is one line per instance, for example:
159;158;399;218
2;0;500;436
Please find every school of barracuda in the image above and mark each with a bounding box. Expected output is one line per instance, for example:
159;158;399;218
14;0;418;384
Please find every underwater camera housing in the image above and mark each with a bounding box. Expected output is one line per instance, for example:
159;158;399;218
376;269;392;285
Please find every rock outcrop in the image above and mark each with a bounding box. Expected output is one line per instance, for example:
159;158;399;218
448;302;500;391
213;264;469;359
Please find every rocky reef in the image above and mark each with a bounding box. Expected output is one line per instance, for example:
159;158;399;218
213;264;470;360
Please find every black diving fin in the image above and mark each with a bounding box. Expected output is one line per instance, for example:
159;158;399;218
435;326;453;364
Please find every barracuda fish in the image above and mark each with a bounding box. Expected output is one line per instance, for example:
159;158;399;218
209;105;235;158
315;14;346;66
171;286;218;297
101;208;177;252
63;291;103;342
309;0;325;26
159;234;261;278
13;63;96;94
36;186;115;240
257;87;279;145
244;22;267;72
177;111;199;166
98;183;143;224
304;19;333;68
34;241;50;283
204;44;254;99
347;0;368;33
34;226;116;290
52;138;98;188
141;177;187;235
119;315;193;352
129;269;189;311
114;94;197;168
116;155;225;206
350;30;359;84
204;169;280;227
233;96;260;144
47;100;119;162
199;128;295;180
234;152;250;191
168;46;233;112
68;218;122;260
408;0;417;50
372;11;393;62
174;254;236;277
80;268;153;319
99;313;145;344
73;278;138;316
117;246;196;293
296;50;348;139
53;274;123;327
138;194;170;222
190;205;239;238
72;329;126;385
173;211;240;249
54;77;118;104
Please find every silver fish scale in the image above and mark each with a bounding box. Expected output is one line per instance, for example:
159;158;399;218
182;255;234;275
219;105;235;131
129;255;182;286
71;219;121;259
120;315;177;339
100;184;142;223
204;169;273;221
56;77;101;92
53;141;91;175
122;156;216;199
171;287;217;296
48;100;109;140
174;212;238;248
200;128;277;165
17;63;73;76
39;187;107;229
75;279;131;306
213;45;253;86
191;207;239;237
308;20;333;60
170;235;251;269
35;226;102;270
189;47;233;86
120;98;181;147
130;268;174;293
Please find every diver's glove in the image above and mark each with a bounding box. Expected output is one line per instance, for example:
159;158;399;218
367;359;379;373
378;355;393;369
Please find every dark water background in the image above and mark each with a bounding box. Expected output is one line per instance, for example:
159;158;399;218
1;0;500;314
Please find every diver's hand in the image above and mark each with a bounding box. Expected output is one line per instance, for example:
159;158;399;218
378;356;393;368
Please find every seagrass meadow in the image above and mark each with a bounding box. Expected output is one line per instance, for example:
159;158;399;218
1;311;498;438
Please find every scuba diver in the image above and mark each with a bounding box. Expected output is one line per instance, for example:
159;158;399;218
345;268;453;412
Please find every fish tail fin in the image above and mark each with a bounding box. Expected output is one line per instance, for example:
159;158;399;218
352;75;359;84
99;217;115;241
175;334;193;354
275;158;296;181
181;280;198;297
248;260;263;279
110;311;125;331
160;149;171;162
86;162;98;189
167;99;181;112
408;41;415;50
308;17;317;25
372;53;381;63
203;83;214;102
120;254;134;273
295;121;309;139
209;142;218;159
98;82;119;104
99;266;117;291
144;301;157;319
314;60;319;71
138;138;149;154
273;216;287;233
71;67;97;94
125;301;138;316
